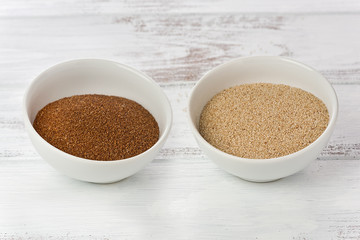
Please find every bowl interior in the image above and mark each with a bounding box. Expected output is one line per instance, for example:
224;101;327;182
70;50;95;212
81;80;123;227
189;56;337;132
25;59;171;138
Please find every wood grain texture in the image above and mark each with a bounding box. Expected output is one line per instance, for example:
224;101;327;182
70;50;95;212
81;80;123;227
1;0;360;16
1;156;360;239
1;14;360;85
1;83;359;161
1;0;360;239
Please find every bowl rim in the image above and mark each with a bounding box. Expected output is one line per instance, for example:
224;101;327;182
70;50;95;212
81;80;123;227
188;55;339;163
23;58;172;164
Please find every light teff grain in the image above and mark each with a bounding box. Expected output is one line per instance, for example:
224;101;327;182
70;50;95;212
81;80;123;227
199;83;329;159
33;94;159;161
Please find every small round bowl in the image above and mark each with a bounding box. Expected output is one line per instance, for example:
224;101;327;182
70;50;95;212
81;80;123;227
188;56;338;182
24;59;172;183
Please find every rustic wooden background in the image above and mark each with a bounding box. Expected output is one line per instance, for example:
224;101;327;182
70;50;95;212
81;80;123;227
1;0;360;239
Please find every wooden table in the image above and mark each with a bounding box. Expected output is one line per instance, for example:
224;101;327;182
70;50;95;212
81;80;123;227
1;1;360;239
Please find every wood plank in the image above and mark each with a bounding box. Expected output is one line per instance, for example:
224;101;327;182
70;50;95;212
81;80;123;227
1;0;360;17
1;83;359;161
0;14;359;85
0;156;360;239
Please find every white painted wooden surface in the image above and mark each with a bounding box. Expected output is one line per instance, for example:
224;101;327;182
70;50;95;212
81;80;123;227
1;1;360;239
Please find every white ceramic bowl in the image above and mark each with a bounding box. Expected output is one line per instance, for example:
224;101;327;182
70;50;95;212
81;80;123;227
24;59;172;183
188;56;338;182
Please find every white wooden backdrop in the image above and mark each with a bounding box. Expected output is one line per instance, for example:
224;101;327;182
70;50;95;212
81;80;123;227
1;1;360;239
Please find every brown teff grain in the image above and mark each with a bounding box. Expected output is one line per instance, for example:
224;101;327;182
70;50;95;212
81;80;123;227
33;94;159;161
199;83;329;159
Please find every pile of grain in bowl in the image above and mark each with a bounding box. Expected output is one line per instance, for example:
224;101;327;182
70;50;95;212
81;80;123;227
33;94;159;161
199;83;329;159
